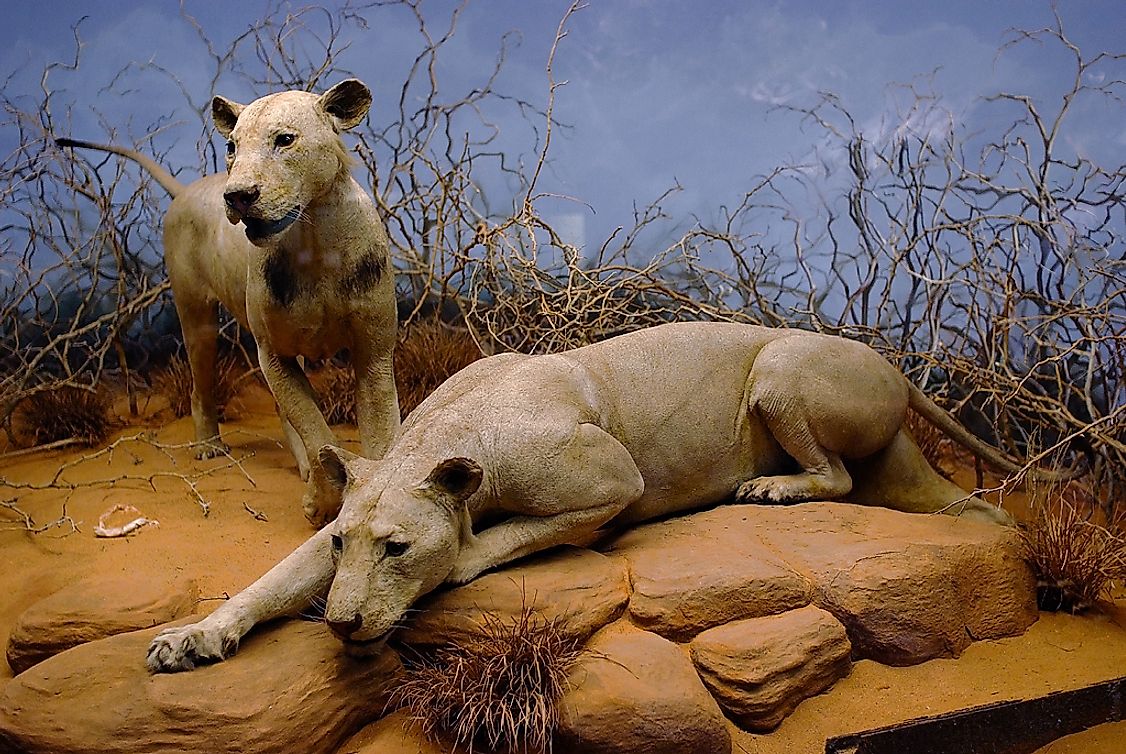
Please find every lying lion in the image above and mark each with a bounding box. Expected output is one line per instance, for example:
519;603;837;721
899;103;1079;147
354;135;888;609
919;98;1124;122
59;80;398;525
148;321;1021;672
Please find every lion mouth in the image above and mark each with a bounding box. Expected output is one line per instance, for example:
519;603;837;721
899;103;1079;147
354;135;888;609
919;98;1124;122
242;207;301;244
341;632;390;658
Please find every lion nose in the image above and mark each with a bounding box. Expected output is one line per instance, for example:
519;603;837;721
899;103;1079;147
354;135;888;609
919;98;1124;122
326;613;363;639
223;186;260;215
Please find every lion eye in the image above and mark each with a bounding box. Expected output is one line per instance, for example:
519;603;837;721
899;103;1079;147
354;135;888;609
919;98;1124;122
385;540;409;558
330;534;343;555
274;133;296;148
225;140;235;157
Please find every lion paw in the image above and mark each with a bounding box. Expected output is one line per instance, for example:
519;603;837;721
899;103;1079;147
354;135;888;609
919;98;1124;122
302;485;341;528
194;440;231;460
146;621;239;673
446;547;493;585
736;477;799;504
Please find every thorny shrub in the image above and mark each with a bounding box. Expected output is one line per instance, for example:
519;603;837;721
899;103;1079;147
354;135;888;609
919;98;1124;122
13;385;113;448
391;606;583;753
1020;480;1126;612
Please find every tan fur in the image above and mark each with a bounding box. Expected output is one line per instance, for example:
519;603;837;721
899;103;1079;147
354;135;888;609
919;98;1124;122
61;81;399;525
146;322;1015;672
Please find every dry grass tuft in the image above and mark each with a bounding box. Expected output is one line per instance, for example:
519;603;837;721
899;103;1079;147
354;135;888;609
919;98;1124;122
15;385;113;448
1019;482;1126;613
312;321;483;426
152;353;247;420
904;408;954;479
313;362;357;426
395;320;483;418
391;606;583;753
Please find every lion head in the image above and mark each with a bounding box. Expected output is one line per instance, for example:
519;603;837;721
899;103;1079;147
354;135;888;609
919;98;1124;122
315;445;482;654
211;79;371;245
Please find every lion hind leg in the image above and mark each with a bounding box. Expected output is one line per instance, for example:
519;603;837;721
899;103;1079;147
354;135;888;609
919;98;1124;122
737;396;854;503
176;296;228;459
847;430;1013;525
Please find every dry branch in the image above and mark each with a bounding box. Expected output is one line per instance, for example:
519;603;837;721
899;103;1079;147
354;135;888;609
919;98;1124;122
2;3;1123;531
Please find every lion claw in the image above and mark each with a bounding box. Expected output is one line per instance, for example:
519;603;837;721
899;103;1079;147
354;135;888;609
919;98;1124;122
146;622;237;674
194;441;231;460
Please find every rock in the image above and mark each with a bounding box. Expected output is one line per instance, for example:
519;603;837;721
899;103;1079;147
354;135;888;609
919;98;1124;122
0;618;400;754
611;516;811;641
6;575;198;675
609;502;1036;666
749;503;1038;665
554;622;731;754
335;709;450;754
400;546;629;647
690;605;852;731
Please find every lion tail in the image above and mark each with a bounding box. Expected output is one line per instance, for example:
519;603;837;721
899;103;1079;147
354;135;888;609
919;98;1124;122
56;137;185;199
906;381;1083;481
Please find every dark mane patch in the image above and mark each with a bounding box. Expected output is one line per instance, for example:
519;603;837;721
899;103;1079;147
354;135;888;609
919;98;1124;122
340;251;385;296
263;252;302;307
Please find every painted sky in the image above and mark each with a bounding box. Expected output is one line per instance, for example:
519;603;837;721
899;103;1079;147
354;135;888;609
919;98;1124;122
3;0;1123;252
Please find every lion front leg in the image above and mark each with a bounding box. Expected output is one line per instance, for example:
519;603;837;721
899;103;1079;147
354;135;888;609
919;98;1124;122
147;526;336;673
448;499;629;584
147;611;247;672
258;348;340;524
447;423;643;584
352;337;400;461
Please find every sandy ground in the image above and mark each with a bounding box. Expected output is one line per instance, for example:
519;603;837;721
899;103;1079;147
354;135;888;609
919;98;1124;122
1;386;1124;753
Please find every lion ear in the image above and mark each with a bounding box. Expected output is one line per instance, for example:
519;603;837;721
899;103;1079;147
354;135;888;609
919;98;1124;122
318;79;372;132
425;458;483;504
211;96;245;139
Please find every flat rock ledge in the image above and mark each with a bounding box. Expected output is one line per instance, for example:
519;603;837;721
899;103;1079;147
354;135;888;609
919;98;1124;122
5;575;198;675
0;619;400;754
0;502;1036;754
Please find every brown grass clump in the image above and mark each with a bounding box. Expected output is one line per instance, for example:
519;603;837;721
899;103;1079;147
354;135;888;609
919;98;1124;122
313;363;357;426
312;321;484;425
152;353;247;420
1020;484;1126;613
14;385;113;448
904;408;954;480
395;320;483;418
391;607;583;753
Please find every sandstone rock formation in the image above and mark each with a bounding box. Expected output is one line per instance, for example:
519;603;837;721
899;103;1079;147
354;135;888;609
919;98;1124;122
0;619;400;754
335;709;449;754
5;575;198;675
0;502;1037;754
614;522;811;641
400;545;629;647
610;503;1037;665
690;604;852;731
747;504;1038;665
555;622;732;754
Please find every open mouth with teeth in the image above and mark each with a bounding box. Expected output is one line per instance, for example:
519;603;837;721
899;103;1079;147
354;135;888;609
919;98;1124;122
242;207;301;243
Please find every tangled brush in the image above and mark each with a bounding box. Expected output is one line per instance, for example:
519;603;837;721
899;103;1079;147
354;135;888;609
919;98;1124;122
391;606;583;753
312;362;357;426
394;320;483;418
